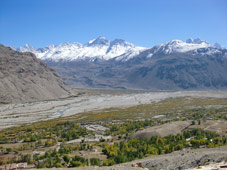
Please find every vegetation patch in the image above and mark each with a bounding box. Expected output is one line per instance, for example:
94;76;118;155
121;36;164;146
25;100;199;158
0;97;227;168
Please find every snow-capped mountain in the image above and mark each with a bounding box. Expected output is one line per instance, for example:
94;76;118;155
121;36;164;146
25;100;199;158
186;38;208;44
19;44;37;54
17;37;227;90
142;38;226;59
18;37;225;62
152;38;211;54
18;36;146;61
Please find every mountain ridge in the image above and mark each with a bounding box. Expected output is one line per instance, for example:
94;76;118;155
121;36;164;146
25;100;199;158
17;37;227;90
18;36;146;61
17;37;226;62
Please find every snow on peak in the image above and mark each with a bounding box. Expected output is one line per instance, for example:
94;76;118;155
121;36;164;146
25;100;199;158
18;37;145;61
47;44;56;49
18;44;36;53
157;39;212;54
111;39;132;46
106;39;145;60
186;38;208;44
87;36;110;46
88;39;96;44
17;37;224;61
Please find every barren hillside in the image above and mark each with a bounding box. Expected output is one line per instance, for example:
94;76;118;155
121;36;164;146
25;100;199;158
0;45;71;104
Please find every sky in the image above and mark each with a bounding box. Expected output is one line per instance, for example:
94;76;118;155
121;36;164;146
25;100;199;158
0;0;227;48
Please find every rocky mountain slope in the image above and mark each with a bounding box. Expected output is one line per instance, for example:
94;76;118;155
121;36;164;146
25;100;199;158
18;37;227;90
0;45;71;104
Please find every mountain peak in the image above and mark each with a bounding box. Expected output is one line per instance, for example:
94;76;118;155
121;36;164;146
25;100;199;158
18;44;36;53
214;43;222;49
167;40;184;45
158;39;212;54
17;37;225;62
110;39;134;47
87;36;110;46
17;37;144;61
97;36;107;40
186;38;208;44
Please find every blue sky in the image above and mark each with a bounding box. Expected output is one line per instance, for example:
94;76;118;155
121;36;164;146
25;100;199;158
0;0;227;48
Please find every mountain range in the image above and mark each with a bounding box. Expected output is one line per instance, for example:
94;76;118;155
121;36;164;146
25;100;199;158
17;37;227;90
18;36;145;62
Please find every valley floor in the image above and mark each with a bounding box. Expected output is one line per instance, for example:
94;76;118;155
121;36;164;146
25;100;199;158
0;91;226;130
0;90;227;169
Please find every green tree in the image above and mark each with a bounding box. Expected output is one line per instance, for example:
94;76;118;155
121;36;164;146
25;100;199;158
63;154;71;164
70;161;83;167
90;158;101;166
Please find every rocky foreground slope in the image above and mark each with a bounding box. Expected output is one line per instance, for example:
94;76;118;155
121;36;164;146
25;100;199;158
0;45;71;104
123;145;227;170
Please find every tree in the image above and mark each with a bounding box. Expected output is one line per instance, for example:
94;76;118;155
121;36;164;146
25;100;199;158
70;161;83;167
213;137;221;145
54;162;63;168
99;138;105;142
63;154;71;164
147;146;158;155
190;139;200;148
6;148;12;152
102;159;116;166
164;145;170;153
90;158;101;166
175;144;184;151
